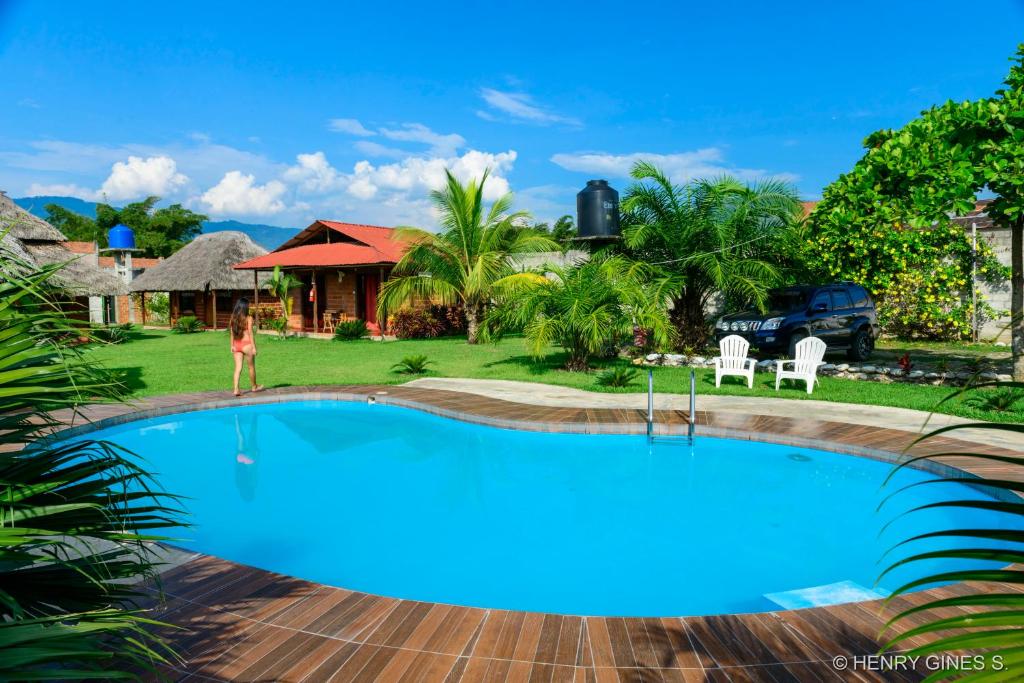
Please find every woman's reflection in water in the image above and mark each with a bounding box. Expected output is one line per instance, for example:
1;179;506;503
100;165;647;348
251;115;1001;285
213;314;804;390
234;413;259;501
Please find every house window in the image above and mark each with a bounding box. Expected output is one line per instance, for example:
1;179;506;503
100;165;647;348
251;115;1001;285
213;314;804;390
216;291;234;313
179;292;196;315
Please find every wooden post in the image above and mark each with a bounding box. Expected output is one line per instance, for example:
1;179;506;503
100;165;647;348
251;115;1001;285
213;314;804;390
252;271;259;330
313;267;319;334
211;289;217;330
140;292;147;326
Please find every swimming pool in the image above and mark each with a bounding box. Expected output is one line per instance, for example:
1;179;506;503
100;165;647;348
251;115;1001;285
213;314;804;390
68;400;1012;617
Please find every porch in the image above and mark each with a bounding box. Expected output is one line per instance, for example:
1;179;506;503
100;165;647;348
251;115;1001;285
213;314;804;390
277;266;390;334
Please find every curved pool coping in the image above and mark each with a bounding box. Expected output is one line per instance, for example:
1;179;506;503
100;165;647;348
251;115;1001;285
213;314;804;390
46;385;1024;681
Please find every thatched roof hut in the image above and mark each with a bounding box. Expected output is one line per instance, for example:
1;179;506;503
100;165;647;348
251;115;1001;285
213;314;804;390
130;231;270;292
0;192;65;241
0;192;127;295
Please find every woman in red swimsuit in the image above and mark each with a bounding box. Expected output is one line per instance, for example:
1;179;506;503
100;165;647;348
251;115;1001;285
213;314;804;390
229;298;263;397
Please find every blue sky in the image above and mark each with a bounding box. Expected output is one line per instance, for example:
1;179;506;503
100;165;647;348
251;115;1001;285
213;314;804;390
1;1;1023;229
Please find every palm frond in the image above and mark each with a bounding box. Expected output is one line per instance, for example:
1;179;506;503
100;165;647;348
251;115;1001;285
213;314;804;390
0;239;187;680
879;380;1024;682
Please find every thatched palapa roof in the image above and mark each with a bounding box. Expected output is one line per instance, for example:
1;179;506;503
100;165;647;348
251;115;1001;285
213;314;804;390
130;231;271;292
0;192;66;241
0;191;128;295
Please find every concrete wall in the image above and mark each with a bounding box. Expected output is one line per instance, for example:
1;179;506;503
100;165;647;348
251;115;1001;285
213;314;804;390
977;226;1012;342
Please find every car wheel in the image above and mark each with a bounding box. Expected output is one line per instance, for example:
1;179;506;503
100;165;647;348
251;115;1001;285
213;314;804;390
847;328;873;361
787;331;807;358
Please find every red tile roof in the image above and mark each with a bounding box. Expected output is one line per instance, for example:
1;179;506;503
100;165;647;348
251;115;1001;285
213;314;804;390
235;220;407;269
318;221;407;261
234;243;400;269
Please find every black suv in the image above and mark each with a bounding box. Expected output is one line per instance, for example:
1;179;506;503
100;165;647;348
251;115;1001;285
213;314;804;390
714;283;879;361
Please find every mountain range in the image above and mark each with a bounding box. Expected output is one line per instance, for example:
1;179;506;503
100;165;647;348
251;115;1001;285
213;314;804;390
13;196;300;250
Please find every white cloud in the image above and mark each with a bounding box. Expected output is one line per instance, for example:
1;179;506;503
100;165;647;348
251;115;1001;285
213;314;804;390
327;119;468;158
1;139;283;201
352;140;409;159
200;171;287;216
327;118;375;136
4;134;521;230
550;149;799;184
24;182;98;199
99;155;189;201
272;148;520;228
478;88;581;127
377;123;465;157
346;149;516;204
281;151;344;193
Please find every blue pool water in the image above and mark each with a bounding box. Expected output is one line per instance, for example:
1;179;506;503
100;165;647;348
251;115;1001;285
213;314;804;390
71;401;1012;616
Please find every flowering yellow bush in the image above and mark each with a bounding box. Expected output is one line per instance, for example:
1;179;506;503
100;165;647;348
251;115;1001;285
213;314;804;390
806;208;1006;341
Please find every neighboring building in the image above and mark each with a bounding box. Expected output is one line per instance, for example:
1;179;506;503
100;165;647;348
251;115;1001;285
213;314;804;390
62;240;161;323
233;220;406;334
0;191;129;323
130;231;271;329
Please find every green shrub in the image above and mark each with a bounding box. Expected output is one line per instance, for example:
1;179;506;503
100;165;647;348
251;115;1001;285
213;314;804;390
253;304;288;337
171;315;204;334
91;322;133;344
875;270;1001;341
596;366;639;387
391;354;434;374
390;309;445;339
428;304;466;334
333;319;367;341
963;387;1022;413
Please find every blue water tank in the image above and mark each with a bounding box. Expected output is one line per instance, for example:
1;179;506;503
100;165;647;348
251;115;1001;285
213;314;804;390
107;224;136;249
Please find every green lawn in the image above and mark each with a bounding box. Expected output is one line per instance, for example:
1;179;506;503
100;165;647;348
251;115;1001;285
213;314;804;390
84;328;1023;423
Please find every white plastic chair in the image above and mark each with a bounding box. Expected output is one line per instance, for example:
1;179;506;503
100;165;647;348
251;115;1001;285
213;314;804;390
714;334;756;388
775;336;827;394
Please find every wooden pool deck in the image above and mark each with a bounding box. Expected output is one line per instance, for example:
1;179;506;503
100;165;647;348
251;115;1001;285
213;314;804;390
49;386;1024;682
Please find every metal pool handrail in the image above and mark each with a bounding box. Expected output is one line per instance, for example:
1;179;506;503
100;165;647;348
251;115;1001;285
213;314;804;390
647;368;696;442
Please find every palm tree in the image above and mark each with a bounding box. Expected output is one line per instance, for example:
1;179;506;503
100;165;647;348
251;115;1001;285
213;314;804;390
622;161;803;349
488;255;679;371
0;250;185;679
377;169;557;343
266;265;301;336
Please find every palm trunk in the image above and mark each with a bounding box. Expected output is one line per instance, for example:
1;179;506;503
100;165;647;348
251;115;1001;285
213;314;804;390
1011;216;1023;381
672;292;711;350
465;304;481;344
565;348;589;372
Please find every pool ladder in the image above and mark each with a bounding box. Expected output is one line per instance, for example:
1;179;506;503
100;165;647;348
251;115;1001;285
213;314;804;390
647;368;695;443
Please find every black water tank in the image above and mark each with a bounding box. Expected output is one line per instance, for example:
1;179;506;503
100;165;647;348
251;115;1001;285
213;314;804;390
576;179;620;239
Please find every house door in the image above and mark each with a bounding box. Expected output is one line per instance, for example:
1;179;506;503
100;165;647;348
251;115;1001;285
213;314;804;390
362;274;380;326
